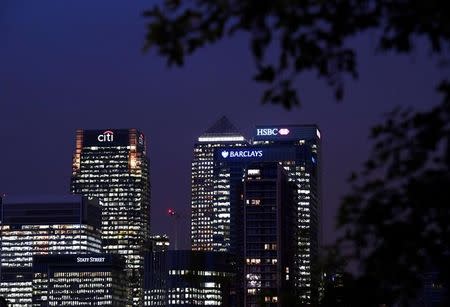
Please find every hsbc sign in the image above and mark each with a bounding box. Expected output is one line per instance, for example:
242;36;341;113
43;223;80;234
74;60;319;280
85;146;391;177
256;128;290;136
98;130;114;142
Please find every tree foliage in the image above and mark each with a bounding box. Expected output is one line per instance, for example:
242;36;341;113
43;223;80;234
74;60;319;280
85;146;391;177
143;0;450;108
337;81;450;305
143;1;450;304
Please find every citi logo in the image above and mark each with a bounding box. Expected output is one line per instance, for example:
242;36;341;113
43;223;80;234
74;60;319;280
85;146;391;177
256;128;290;136
98;130;114;142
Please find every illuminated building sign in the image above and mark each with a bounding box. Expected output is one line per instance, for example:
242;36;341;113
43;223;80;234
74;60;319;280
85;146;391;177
97;130;114;142
215;146;304;163
77;256;106;263
82;129;133;147
254;125;320;141
256;128;290;136
221;150;263;159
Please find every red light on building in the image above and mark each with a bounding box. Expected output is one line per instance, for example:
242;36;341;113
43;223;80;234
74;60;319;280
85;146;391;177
167;208;176;216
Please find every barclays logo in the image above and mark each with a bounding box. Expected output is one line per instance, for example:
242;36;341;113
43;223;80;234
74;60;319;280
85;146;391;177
221;150;263;159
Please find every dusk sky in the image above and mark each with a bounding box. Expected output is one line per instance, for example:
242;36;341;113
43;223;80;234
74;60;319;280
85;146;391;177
1;1;446;249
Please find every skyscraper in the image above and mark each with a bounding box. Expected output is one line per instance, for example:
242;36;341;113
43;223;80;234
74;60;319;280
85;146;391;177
70;129;151;305
144;235;170;306
0;195;102;306
242;163;297;306
165;250;234;306
191;117;247;251
213;144;315;304
252;125;321;305
210;124;321;305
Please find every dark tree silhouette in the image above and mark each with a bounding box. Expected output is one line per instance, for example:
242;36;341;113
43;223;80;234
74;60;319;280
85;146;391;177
143;0;449;108
143;1;450;305
337;81;450;305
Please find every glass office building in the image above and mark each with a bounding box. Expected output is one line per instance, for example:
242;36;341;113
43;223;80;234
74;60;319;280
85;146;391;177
242;163;297;306
70;129;151;305
191;117;247;251
0;195;102;306
252;125;321;305
212;125;321;305
32;254;128;306
148;250;234;306
144;235;170;306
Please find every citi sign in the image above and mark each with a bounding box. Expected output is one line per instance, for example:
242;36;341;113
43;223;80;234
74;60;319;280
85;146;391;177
221;150;263;158
98;130;114;142
256;128;290;136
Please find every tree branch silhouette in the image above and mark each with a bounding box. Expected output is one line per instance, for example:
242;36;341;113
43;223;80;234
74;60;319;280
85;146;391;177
143;0;449;108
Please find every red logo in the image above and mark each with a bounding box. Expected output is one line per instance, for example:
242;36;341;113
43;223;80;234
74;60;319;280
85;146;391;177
279;128;290;135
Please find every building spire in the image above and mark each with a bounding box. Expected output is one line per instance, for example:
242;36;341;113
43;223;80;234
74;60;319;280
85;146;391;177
202;116;243;137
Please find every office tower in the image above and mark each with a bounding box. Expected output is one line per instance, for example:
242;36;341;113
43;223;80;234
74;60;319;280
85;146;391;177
166;250;234;306
70;129;151;305
32;254;128;306
144;249;234;307
319;271;349;306
144;235;170;306
252;125;321;305
242;163;297;306
0;195;102;306
191;116;247;251
213;127;320;305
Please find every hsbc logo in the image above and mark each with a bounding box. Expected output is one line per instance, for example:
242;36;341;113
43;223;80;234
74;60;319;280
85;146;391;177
256;128;290;136
98;130;114;142
257;128;278;136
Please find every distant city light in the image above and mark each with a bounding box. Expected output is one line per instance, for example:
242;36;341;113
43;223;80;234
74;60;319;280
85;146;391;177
167;208;176;216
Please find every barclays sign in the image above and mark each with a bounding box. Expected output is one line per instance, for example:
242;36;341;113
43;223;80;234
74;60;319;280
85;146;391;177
221;150;263;159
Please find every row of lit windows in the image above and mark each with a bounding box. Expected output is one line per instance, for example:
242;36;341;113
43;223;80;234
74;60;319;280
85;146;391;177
169;270;231;277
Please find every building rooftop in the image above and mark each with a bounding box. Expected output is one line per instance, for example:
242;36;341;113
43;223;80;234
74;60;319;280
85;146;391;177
202;116;244;137
1;194;84;205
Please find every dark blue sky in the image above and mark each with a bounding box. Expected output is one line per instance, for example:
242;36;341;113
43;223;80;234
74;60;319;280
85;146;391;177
0;1;446;249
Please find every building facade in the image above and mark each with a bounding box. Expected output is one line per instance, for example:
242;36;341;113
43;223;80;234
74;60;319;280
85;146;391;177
144;235;170;306
191;117;247;251
32;254;128;306
0;195;102;306
166;251;234;306
70;129;151;305
252;125;321;305
212;125;321;305
213;148;310;306
242;163;297;306
144;249;234;307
